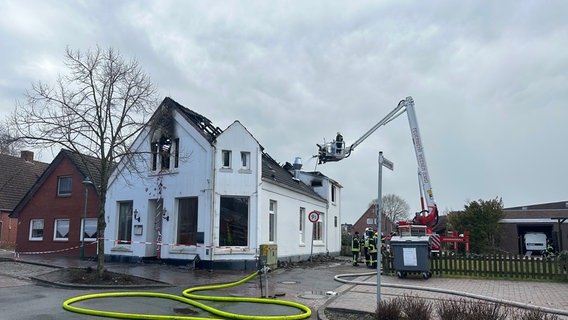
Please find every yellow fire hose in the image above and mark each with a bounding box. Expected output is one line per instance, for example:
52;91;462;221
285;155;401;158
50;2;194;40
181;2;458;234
63;270;311;319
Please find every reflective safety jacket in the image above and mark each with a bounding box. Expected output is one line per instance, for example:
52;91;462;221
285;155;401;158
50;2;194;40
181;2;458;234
368;235;377;254
351;235;361;252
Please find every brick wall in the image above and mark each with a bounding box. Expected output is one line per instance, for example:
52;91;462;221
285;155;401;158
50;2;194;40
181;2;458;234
0;211;18;247
15;157;99;257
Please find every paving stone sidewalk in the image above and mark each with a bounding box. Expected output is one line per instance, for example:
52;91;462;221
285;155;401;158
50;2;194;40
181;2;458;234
322;273;568;320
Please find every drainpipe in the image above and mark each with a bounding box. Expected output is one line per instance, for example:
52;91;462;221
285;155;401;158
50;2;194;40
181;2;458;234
210;146;217;267
326;197;330;254
256;146;262;260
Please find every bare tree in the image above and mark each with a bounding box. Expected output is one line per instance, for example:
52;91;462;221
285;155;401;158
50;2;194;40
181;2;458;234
10;46;157;277
370;194;411;233
0;122;23;155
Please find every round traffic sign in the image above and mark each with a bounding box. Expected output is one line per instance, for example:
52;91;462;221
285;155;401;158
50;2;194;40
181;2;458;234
308;211;319;223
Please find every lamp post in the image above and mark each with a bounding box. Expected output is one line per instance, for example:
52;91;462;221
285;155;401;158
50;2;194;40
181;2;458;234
81;176;93;259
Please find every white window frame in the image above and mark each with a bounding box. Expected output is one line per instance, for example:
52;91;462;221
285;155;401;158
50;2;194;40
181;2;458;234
269;200;277;242
81;218;98;241
240;151;250;169
29;219;44;241
299;207;306;245
222;150;232;169
331;185;336;203
117;201;133;245
54;219;70;241
313;212;325;242
57;176;72;196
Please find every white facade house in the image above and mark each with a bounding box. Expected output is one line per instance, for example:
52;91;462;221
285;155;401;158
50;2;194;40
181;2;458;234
104;97;342;269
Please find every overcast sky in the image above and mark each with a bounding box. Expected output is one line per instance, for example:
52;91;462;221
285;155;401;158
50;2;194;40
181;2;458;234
1;1;566;223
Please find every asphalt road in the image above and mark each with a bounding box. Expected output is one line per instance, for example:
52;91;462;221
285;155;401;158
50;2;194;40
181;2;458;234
0;258;358;319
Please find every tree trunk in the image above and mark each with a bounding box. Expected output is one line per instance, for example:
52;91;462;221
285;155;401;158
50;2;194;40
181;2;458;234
97;194;107;278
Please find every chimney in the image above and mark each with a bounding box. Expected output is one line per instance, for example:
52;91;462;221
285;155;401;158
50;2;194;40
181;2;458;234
21;150;34;162
292;157;302;181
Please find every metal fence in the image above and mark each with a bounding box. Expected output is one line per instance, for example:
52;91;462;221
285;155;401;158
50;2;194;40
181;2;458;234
382;253;568;281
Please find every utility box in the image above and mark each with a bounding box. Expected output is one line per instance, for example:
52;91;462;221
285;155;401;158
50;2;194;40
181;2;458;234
390;236;431;279
259;244;278;269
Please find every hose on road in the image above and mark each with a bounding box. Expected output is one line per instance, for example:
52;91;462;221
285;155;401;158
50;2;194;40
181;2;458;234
63;270;311;319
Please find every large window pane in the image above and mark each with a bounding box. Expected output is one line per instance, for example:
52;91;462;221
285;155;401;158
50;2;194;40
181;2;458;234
220;196;249;246
177;197;198;245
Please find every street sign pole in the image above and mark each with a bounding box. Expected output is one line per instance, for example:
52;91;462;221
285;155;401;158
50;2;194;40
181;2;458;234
377;151;393;308
308;211;319;262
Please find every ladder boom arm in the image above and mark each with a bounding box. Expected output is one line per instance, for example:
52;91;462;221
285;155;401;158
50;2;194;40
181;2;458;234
347;99;407;153
405;97;436;211
404;96;438;229
315;96;438;229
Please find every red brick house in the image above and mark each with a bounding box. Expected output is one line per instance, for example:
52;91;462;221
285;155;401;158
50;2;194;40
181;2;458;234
10;149;99;257
0;151;48;248
352;204;396;236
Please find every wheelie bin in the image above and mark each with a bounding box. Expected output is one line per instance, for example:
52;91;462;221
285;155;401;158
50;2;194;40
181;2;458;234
389;235;432;279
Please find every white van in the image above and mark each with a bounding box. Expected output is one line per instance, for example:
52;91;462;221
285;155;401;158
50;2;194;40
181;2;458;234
524;232;547;252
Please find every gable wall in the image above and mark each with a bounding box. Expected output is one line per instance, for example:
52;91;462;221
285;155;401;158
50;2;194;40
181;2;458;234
212;122;262;261
15;157;98;256
352;205;396;237
105;110;214;260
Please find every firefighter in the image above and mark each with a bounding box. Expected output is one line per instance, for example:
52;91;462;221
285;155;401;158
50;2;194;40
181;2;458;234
351;231;361;266
363;228;373;266
368;232;378;269
380;232;389;259
335;132;344;154
544;239;555;258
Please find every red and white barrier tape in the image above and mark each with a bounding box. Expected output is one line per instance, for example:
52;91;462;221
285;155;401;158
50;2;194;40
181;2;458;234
14;241;97;256
100;238;250;250
13;238;255;257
